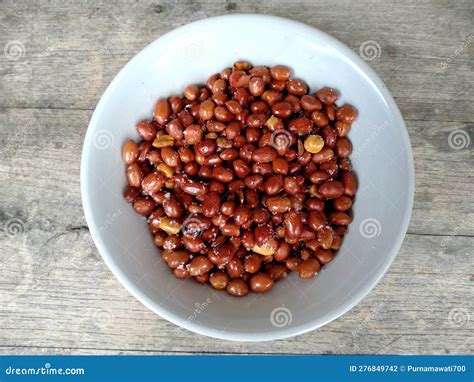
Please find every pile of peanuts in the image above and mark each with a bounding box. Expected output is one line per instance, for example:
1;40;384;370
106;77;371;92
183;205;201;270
121;61;357;297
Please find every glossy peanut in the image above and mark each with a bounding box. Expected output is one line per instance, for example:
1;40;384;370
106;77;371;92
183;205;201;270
317;226;334;249
341;171;357;196
221;222;241;237
314;248;334;264
122;140;139;164
254;224;273;245
163;197;182;218
123;186;139;203
286;257;303;272
181;181;208;196
316;88;338;105
336;104;357;124
161;147;180;167
212;166;233;183
246;76;264;97
287;79;308;95
308;211;327;231
133;198;155;216
126;163;143;188
272;101;293;119
329;211;352;225
183;85;199;100
166;250;190;269
199;100;215;120
270;65;291;81
208;244;234;266
263;175;283;195
241;230;256;250
163;235;181;251
209;272;229;290
233;205;252;226
266;196;291;214
285;210;303;239
201;192;221;217
283;177;301;195
319;181;345;199
272;157;289;175
250;273;274;293
335;137;352;158
252;208;270;224
183;125;203;145
288;117;313;135
226;279;249;297
252;147;278;163
244;254;262;274
310;111;329;128
154;99;171;125
274;241;291;262
334;196;353;211
141;171;164;195
225;258;244;279
189;256;213;276
299;258;320;279
182;235;205;253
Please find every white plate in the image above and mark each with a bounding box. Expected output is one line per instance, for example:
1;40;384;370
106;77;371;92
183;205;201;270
81;14;414;341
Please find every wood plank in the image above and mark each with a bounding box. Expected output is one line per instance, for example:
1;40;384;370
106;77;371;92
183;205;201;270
1;0;473;356
1;0;473;121
1;232;472;354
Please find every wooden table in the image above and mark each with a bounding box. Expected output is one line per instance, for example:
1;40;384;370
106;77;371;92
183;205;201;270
1;0;472;354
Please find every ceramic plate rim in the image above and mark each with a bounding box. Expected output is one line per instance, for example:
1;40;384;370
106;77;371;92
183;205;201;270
80;14;415;341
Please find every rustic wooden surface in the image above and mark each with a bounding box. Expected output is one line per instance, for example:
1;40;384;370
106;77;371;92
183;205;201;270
0;0;472;354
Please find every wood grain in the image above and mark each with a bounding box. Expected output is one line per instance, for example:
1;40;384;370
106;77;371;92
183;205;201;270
1;1;473;119
0;0;473;355
1;231;472;354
